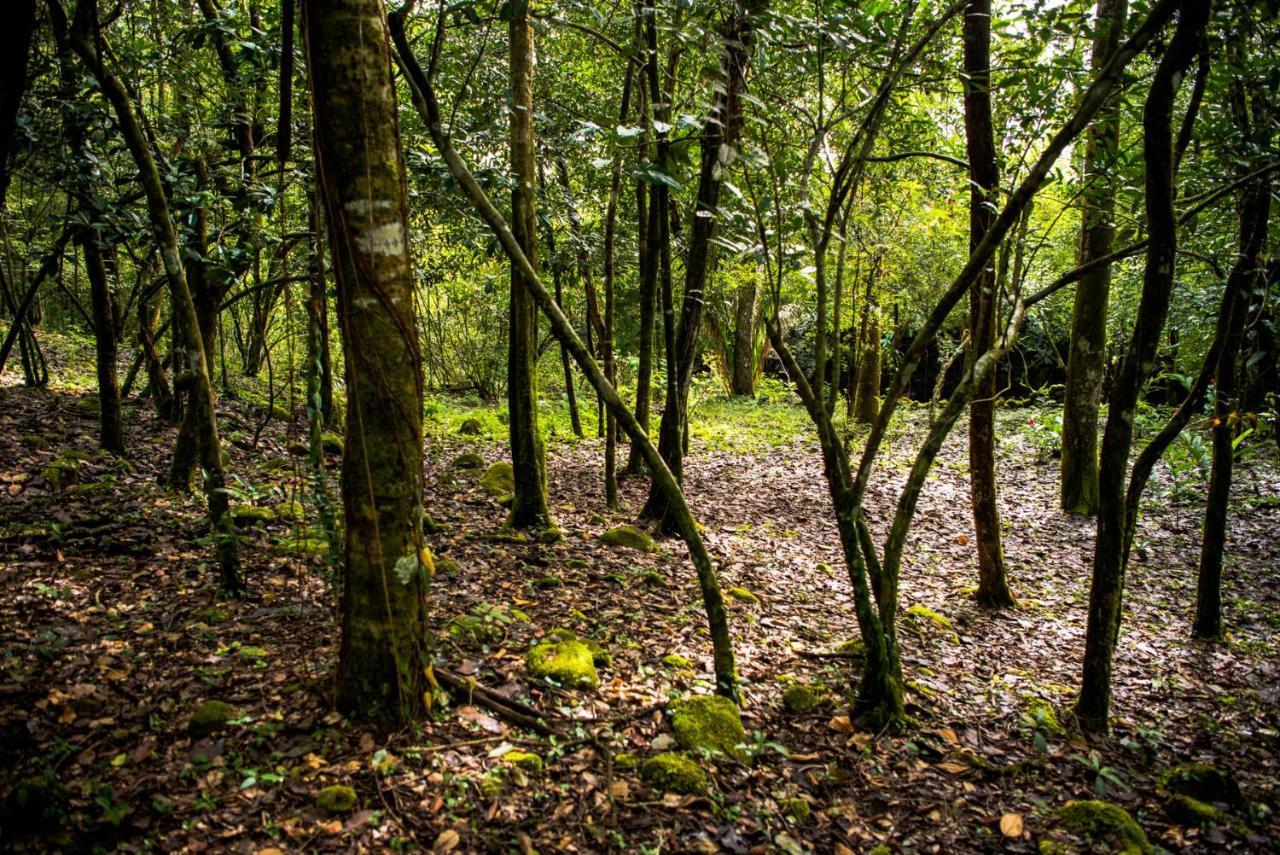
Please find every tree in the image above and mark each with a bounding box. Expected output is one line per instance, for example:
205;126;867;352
303;0;430;725
1060;0;1128;515
1074;0;1208;735
505;0;553;530
54;0;242;592
960;0;1014;608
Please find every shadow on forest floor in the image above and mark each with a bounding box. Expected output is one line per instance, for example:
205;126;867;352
2;361;1278;852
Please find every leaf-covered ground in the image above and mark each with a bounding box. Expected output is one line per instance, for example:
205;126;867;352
2;363;1278;852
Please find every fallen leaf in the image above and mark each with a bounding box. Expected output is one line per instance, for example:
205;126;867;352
1000;812;1023;837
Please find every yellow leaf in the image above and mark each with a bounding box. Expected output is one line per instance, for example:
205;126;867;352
827;715;853;733
419;547;435;577
937;761;969;774
433;828;461;853
1000;812;1023;837
938;727;958;745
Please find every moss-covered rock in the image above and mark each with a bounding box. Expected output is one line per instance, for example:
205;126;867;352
479;461;514;498
906;603;953;630
638;569;666;586
501;751;544;774
533;575;564;589
41;455;82;491
458;417;484;435
436;557;461;578
188;699;233;738
1040;799;1151;855
782;683;822;713
450;451;486;470
670;695;748;763
780;797;812;824
537;526;564;544
273;500;305;522
834;637;866;657
727;586;759;603
640;753;708;795
231;505;275;528
599;525;655;551
319;432;344;455
1157;763;1241;825
1157;763;1241;809
315;784;358;814
525;639;599;689
662;654;693;669
1023;697;1064;736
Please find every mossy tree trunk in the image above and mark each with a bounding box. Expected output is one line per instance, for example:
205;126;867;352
643;0;762;532
505;0;552;529
304;0;429;727
56;0;241;591
1075;0;1207;735
853;310;881;425
961;0;1014;608
1060;0;1127;515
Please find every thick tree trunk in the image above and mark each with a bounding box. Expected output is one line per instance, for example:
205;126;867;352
962;0;1014;608
85;235;124;454
505;0;552;529
729;278;758;397
854;312;881;425
303;0;428;727
1075;0;1207;734
1061;0;1128;515
56;0;241;591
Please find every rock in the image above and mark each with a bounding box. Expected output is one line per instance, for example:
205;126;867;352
273;501;305;522
662;654;693;669
458;418;484;435
638;569;666;586
670;695;749;763
599;525;655;551
41;455;82;490
615;752;640;769
1040;799;1151;855
189;700;233;737
435;557;461;578
640;753;708;795
782;684;821;713
232;505;274;528
525;639;599;689
727;586;759;603
450;451;486;470
533;575;564;589
1157;763;1241;824
546;628;610;667
315;785;358;814
779;797;812;824
319;432;344;455
834;638;866;657
537;526;564;544
500;751;543;774
906;603;953;630
479;462;514;498
1022;696;1064;736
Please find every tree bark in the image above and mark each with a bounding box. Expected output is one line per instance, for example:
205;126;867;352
505;0;552;529
1060;0;1128;515
643;0;761;531
962;0;1014;608
56;0;241;590
1075;0;1207;734
303;0;428;727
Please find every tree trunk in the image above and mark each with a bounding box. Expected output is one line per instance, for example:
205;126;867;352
601;64;634;508
729;278;758;397
643;0;761;530
854;312;881;425
505;0;552;529
1060;0;1127;515
962;0;1014;608
1075;0;1207;734
57;0;240;589
303;0;428;727
1194;96;1272;639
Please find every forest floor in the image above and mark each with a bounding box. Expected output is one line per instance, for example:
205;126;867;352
2;342;1279;853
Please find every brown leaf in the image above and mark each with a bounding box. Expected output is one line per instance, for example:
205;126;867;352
433;828;460;853
999;813;1023;838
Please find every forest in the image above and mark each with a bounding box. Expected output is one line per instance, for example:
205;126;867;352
0;0;1277;850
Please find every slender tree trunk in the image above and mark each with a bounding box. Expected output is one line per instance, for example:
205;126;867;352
626;48;658;475
505;0;552;529
85;235;125;454
1194;98;1272;639
1061;0;1127;514
55;0;241;591
303;0;428;727
730;278;758;396
602;65;634;508
853;311;881;425
962;0;1014;608
1075;0;1207;734
643;0;761;530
